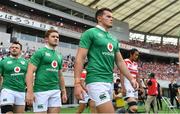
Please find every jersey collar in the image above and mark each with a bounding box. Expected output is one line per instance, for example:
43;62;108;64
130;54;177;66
96;25;108;32
45;45;55;50
10;55;21;59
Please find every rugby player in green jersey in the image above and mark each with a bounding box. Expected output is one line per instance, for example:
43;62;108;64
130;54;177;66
26;29;67;113
74;8;138;113
0;41;28;114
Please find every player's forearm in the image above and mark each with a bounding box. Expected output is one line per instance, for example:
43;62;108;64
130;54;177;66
26;73;34;93
119;74;125;88
118;61;134;81
116;52;134;81
59;75;66;91
74;58;84;84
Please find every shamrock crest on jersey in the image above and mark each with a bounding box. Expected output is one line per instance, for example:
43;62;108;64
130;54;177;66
51;60;58;68
14;67;21;73
107;43;113;52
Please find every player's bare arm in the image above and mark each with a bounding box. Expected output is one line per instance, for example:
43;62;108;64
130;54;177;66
59;70;67;103
74;48;88;100
115;52;139;89
119;73;126;96
26;63;37;106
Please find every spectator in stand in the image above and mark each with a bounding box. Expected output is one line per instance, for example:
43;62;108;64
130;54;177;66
121;40;178;53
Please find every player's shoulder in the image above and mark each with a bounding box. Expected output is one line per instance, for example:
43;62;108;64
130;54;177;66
0;56;11;65
124;58;130;62
19;57;28;62
1;56;10;61
36;47;47;52
83;27;98;34
33;47;46;54
55;51;63;58
109;33;119;42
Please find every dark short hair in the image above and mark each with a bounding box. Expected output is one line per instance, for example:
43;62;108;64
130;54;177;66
116;79;120;83
12;41;22;50
95;7;112;22
129;48;139;55
149;73;155;78
45;29;59;38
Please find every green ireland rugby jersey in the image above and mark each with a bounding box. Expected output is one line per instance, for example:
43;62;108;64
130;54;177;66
30;46;63;92
0;56;28;92
79;26;120;84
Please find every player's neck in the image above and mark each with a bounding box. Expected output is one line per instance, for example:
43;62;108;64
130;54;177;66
97;23;109;31
46;44;56;50
10;55;20;59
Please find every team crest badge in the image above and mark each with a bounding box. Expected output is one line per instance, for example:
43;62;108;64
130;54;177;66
107;43;113;52
51;60;58;68
14;67;21;73
99;92;107;101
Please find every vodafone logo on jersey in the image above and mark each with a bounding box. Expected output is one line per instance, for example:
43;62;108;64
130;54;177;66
51;60;58;68
14;67;21;73
107;43;113;52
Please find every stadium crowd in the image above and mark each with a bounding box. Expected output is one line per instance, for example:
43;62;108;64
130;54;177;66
121;40;178;53
0;4;85;33
1;4;179;54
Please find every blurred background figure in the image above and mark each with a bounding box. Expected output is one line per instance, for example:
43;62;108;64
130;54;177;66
145;73;158;113
169;78;179;108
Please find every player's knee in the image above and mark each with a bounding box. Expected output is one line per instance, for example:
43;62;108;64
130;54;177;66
128;101;138;113
1;105;13;113
88;100;95;108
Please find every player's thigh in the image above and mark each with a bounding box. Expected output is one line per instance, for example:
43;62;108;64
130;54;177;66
47;107;60;113
48;90;61;108
0;89;14;105
96;101;114;113
88;100;96;113
48;90;61;113
33;91;49;112
86;82;113;107
14;105;25;113
125;85;138;99
78;103;86;112
14;91;25;106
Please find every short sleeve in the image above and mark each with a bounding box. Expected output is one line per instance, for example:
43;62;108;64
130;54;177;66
79;29;93;49
115;41;120;52
29;49;43;67
0;60;3;75
59;54;63;70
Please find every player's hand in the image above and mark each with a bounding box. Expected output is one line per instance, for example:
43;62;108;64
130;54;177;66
130;79;139;90
26;91;35;106
74;83;85;100
81;83;88;93
61;91;68;103
121;87;126;96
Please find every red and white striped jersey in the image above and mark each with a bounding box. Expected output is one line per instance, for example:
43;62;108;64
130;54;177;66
80;69;87;80
124;59;138;78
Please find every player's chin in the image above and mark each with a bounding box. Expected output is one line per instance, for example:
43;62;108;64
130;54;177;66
52;43;58;46
108;25;112;28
